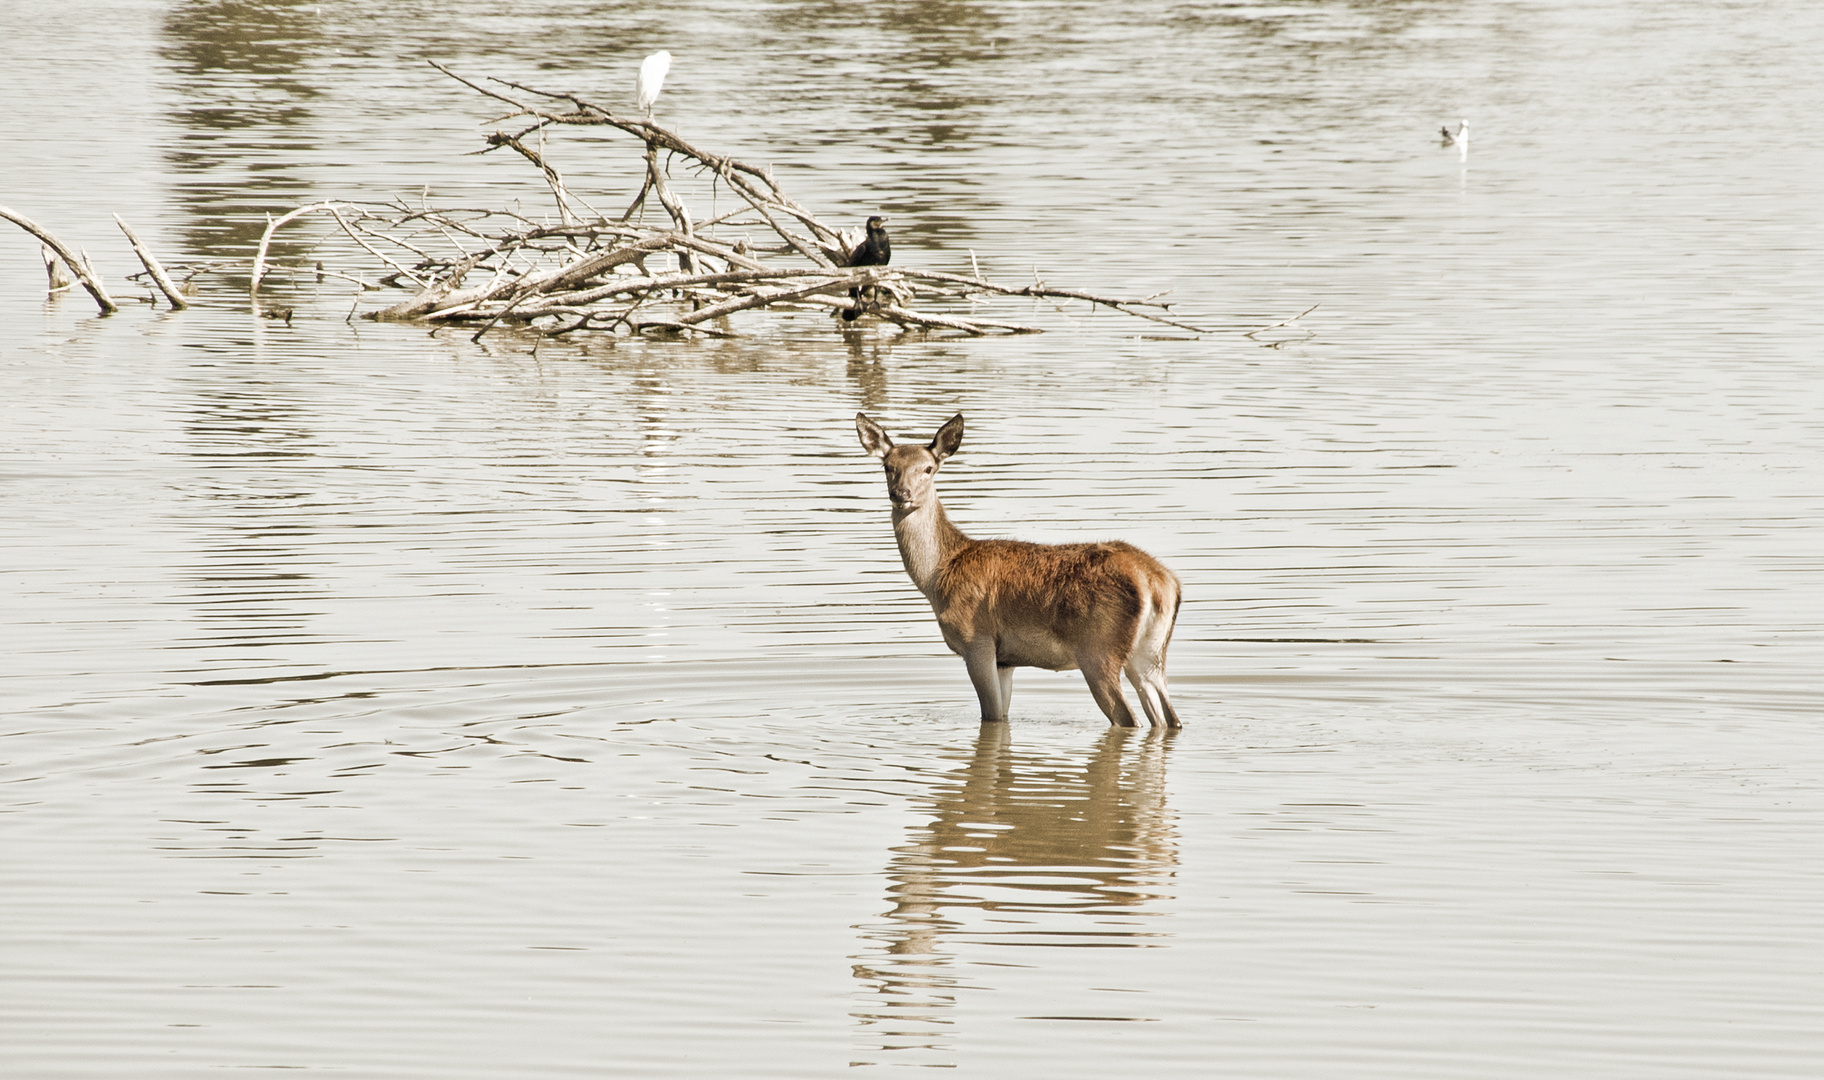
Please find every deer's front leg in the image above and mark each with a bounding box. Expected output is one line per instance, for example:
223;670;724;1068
962;637;1007;722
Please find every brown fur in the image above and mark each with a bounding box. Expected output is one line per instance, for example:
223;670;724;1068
856;412;1183;728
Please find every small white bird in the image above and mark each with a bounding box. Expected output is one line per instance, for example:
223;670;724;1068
637;51;672;115
1440;119;1469;159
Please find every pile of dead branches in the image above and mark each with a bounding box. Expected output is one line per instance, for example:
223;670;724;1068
265;63;1210;340
8;62;1214;340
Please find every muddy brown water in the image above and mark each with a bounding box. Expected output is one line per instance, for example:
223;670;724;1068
3;1;1820;1076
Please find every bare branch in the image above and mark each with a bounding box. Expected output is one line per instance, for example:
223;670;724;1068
252;201;349;301
41;244;71;293
0;203;118;313
877;304;1043;335
674;275;848;326
906;269;1214;333
327;205;429;289
113;215;191;309
1245;302;1320;340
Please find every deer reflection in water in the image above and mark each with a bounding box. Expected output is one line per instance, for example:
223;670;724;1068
850;723;1177;1058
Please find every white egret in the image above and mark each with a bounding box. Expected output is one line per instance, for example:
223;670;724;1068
636;51;671;115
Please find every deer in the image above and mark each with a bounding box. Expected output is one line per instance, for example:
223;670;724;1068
855;412;1182;728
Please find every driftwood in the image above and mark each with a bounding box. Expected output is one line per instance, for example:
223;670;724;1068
2;204;198;313
41;245;71;293
4;64;1228;339
0;204;118;313
113;215;190;309
1245;302;1320;347
300;63;1213;340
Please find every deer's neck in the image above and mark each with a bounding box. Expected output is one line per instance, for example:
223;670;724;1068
891;497;971;598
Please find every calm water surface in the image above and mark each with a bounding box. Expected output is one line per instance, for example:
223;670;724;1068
3;1;1820;1077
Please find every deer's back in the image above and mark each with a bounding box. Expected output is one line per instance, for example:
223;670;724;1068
930;538;1178;661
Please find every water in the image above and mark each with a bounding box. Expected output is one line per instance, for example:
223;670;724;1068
4;1;1821;1076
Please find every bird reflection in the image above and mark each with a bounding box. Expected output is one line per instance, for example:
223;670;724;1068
851;723;1176;1057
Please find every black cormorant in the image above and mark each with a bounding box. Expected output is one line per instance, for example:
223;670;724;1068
848;215;891;267
843;215;891;321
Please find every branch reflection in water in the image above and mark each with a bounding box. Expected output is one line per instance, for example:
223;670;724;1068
851;723;1178;1056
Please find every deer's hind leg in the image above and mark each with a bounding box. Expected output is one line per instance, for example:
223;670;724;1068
1123;606;1181;729
1124;663;1179;729
1076;644;1140;728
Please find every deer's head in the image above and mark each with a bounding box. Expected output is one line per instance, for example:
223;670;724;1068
856;412;964;512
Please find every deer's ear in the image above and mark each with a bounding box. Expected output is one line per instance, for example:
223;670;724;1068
856;413;893;459
929;413;964;462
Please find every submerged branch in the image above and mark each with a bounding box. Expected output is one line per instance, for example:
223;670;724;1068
113;216;190;309
877;303;1043;335
906;270;1214;333
1;203;118;312
41;244;72;293
252;201;350;301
